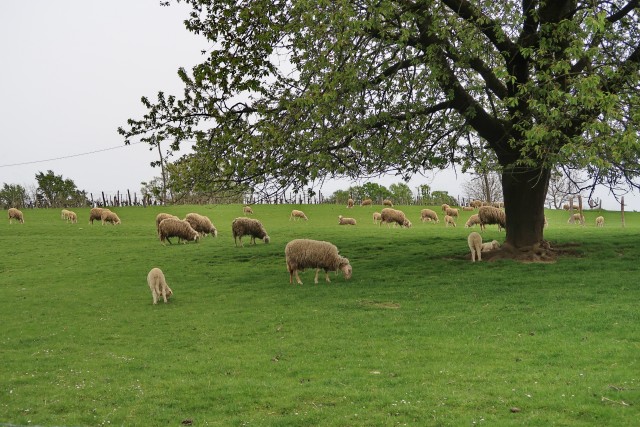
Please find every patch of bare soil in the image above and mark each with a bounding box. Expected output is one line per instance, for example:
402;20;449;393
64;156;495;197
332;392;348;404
461;241;583;263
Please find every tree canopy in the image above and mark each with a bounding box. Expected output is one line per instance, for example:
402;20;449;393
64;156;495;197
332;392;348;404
120;0;640;252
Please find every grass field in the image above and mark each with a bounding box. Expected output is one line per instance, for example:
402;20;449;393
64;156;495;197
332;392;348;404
1;204;639;426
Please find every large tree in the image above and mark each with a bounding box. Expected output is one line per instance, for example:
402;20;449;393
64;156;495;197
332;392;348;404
120;0;640;256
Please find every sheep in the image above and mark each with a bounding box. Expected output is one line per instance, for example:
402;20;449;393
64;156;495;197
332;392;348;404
66;211;78;224
243;205;254;215
481;240;501;252
462;206;474;211
156;213;179;235
61;209;71;220
464;214;480;228
478;206;506;231
467;232;482;262
383;199;393;207
420;209;439;223
470;200;483;209
147;267;173;304
158;218;200;245
8;208;24;224
231;217;270;247
595;216;605;227
101;210;121;225
441;203;450;213
89;207;109;224
380;207;411;228
289;209;308;221
361;198;372;206
444;214;456;227
184;212;218;237
285;239;352;285
445;207;459;218
338;215;357;225
347;198;354;208
372;212;382;224
567;213;584;224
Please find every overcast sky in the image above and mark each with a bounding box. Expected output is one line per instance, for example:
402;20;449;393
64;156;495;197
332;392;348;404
0;2;635;210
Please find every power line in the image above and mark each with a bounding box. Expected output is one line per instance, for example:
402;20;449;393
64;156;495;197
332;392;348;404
0;141;144;168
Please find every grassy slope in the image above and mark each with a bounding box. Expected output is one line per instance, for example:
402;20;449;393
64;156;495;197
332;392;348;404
1;204;639;426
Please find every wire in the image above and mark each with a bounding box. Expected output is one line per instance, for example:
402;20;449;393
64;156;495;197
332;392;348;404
0;141;144;168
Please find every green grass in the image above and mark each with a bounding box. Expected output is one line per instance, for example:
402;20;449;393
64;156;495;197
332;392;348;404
1;204;639;426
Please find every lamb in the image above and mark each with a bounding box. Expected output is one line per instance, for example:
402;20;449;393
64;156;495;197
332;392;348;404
101;210;121;225
420;209;439;223
158;218;200;245
380;207;411;228
372;212;382;224
444;214;456;227
481;240;501;252
243;205;254;215
147;267;173;304
361;198;372;206
61;209;71;220
467;232;482;262
89;207;109;224
478;206;506;231
338;215;357;225
347;198;354;208
383;199;393;207
464;214;480;228
8;208;24;224
568;213;584;224
156;213;179;235
445;207;459;218
289;209;308;221
595;216;605;227
285;239;352;285
184;212;218;237
231;217;270;247
66;211;78;224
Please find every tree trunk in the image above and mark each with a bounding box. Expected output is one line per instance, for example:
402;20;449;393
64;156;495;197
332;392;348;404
501;166;551;249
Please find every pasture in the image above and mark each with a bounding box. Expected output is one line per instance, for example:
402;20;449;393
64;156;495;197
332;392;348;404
1;204;639;426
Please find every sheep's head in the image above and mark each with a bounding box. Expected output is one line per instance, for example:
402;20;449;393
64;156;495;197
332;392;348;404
403;219;412;228
263;235;270;244
491;240;500;249
339;259;352;280
166;288;173;297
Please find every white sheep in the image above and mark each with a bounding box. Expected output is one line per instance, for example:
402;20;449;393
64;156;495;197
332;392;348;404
383;199;393;207
338;215;357;225
184;212;218;237
243;205;254;215
101;210;121;225
445;207;459;218
444;214;456;227
8;208;24;224
481;240;500;252
289;209;308;221
158;218;200;245
372;212;382;224
478;206;506;231
467;232;482;262
595;216;604;227
147;267;173;304
568;213;584;224
380;207;411;228
61;209;71;220
420;209;439;223
441;203;450;213
231;217;270;247
155;213;179;235
464;214;480;228
66;210;78;224
347;198;354;208
285;238;352;285
89;207;109;224
361;198;372;206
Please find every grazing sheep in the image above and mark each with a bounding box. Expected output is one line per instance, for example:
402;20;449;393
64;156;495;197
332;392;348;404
61;209;71;220
361;198;373;206
383;199;393;207
231;217;270;247
158;218;200;245
470;200;483;209
481;240;501;252
444;214;456;227
568;213;584;224
66;211;78;224
380;208;412;228
285;239;352;285
338;215;357;225
373;212;382;224
156;213;179;235
595;216;605;227
464;214;480;228
467;232;483;262
420;209;439;223
101;210;121;225
89;207;109;224
289;209;309;221
184;212;218;237
243;205;254;215
441;204;450;213
445;207;459;218
8;208;24;224
147;267;173;304
347;198;354;208
478;206;506;231
462;206;474;211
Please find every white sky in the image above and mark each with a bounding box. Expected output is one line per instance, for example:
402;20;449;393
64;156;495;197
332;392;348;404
0;1;636;210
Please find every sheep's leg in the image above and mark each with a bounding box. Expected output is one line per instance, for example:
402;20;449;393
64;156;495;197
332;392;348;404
324;270;331;283
162;288;168;303
152;290;158;305
470;251;475;262
294;270;303;285
314;269;320;284
477;250;482;262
